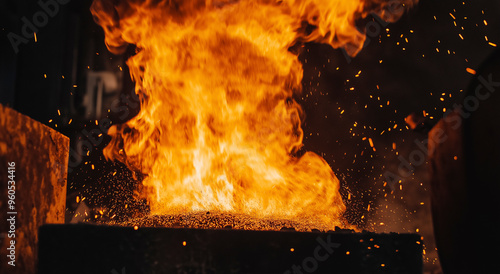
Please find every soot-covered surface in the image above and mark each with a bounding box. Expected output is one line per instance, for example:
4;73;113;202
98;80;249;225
38;224;423;274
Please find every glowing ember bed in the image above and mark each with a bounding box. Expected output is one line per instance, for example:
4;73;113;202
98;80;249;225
38;223;423;274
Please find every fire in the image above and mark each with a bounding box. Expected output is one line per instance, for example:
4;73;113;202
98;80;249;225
91;0;415;229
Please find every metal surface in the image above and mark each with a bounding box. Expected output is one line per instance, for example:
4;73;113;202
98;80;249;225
0;104;68;273
428;49;500;274
39;224;423;274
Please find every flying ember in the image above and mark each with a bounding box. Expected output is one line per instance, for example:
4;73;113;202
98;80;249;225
91;0;415;229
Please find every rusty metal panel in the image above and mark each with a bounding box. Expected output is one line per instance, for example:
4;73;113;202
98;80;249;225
0;104;68;273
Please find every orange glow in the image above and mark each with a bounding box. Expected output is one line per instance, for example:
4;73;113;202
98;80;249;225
91;0;415;229
466;68;476;75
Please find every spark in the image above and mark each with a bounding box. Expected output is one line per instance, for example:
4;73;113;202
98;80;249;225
466;67;476;75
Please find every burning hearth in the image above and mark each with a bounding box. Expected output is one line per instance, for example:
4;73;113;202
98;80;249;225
89;0;416;230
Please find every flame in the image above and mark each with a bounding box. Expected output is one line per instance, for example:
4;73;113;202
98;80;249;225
91;0;415;228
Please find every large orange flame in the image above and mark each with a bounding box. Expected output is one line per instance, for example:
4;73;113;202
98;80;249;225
91;0;415;229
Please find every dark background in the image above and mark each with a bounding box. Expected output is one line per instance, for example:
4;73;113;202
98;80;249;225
2;0;500;272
